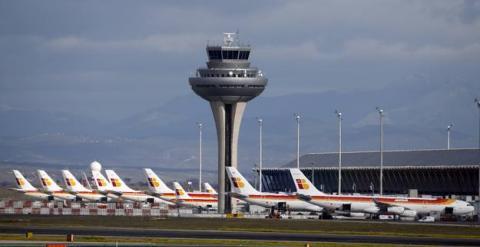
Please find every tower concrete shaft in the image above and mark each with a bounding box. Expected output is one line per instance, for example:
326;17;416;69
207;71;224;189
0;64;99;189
189;33;267;213
211;101;246;213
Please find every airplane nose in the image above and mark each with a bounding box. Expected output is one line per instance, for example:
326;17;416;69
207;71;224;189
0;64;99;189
467;206;475;213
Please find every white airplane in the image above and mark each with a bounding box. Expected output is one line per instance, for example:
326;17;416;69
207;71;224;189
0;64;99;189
204;182;217;194
226;167;322;212
144;168;217;201
104;169;174;205
172;182;217;209
37;170;77;201
289;168;475;218
90;169;124;201
11;170;53;201
61;170;109;202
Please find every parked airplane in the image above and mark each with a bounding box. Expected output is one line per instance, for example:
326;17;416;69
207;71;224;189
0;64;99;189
226;167;323;212
204;182;217;194
143;168;217;201
172;182;217;209
62;170;108;202
90;169;119;201
37;170;77;201
289;168;475;218
11;170;53;201
104;169;174;205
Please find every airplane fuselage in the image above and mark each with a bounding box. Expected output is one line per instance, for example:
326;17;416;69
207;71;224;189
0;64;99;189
306;194;474;216
73;191;108;202
46;191;76;201
241;193;323;212
176;197;218;209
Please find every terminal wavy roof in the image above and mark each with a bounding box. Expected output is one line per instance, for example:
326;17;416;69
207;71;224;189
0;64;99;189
282;148;480;168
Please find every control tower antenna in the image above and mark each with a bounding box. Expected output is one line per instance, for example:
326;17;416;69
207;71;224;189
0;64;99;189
189;33;268;213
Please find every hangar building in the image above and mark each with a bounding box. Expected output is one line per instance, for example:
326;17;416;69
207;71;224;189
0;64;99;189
260;148;480;199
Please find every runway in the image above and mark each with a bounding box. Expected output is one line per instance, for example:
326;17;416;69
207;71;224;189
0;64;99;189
1;225;480;246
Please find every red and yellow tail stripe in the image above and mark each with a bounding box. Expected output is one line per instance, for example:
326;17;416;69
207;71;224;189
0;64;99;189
41;178;52;186
232;177;244;188
295;179;310;189
110;178;122;187
148;177;160;187
65;178;76;186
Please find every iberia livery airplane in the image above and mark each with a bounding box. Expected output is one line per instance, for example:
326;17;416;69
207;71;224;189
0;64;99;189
226;167;322;212
90;169;120;201
144;168;217;201
204;182;217;194
104;169;174;205
172;182;217;209
11;170;53;201
37;170;76;201
62;170;108;202
289;168;474;217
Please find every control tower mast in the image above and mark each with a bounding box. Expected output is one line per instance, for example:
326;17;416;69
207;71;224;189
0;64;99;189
189;33;268;213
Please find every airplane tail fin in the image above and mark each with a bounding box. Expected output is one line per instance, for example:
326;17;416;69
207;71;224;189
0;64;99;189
91;169;111;192
144;168;174;194
225;167;259;195
13;170;37;191
82;172;92;190
289;169;324;195
37;170;63;192
62;170;89;192
173;182;192;200
204;182;217;194
105;169;135;192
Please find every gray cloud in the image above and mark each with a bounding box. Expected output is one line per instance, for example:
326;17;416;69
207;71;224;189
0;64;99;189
0;0;479;121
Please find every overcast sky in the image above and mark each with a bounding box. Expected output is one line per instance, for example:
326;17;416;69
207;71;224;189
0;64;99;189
1;0;479;121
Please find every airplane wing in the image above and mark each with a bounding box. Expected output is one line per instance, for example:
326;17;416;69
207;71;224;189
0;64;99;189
106;190;123;196
373;198;414;211
228;192;248;199
296;193;312;202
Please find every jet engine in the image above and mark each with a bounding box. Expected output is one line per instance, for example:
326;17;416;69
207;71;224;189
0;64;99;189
387;206;405;215
401;210;417;217
363;206;380;214
387;206;417;217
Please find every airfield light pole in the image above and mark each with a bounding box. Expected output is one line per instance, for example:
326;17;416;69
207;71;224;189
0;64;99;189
376;107;384;195
335;110;343;195
294;113;301;169
475;98;480;223
257;117;263;192
447;124;453;150
197;122;203;192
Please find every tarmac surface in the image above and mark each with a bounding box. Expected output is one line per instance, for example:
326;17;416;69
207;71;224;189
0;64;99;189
1;225;480;246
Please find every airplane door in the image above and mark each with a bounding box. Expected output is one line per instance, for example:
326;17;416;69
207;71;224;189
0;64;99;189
444;207;454;215
277;202;287;211
341;204;351;211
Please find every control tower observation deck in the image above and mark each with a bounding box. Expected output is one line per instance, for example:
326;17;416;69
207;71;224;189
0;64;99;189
189;33;268;213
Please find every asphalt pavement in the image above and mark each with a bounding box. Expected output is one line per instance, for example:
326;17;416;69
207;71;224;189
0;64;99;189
1;225;480;246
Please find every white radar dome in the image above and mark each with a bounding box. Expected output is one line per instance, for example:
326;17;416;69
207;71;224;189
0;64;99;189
90;161;102;171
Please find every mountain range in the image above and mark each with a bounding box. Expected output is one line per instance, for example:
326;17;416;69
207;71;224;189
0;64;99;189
1;76;479;182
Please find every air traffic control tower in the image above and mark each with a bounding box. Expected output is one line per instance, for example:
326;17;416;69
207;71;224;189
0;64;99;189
189;33;268;213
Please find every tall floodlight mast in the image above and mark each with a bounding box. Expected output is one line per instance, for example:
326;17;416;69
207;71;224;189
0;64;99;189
376;107;384;195
189;33;268;213
257;117;263;192
475;98;480;223
197;122;203;191
335;110;342;195
447;124;453;150
294;113;301;169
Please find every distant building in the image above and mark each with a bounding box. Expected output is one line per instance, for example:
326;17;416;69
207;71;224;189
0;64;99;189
260;148;480;198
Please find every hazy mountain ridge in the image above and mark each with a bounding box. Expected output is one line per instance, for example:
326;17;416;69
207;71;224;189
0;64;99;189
0;77;479;178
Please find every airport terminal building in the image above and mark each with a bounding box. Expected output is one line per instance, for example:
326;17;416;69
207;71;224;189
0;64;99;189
260;148;480;199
